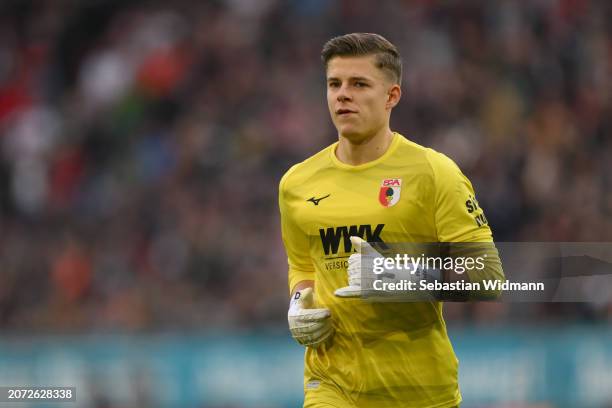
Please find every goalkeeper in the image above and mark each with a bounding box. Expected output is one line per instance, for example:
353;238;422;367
279;33;504;408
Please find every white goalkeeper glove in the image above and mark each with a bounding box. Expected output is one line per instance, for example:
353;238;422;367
334;236;440;299
288;287;334;348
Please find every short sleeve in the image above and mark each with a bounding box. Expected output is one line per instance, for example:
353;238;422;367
279;170;315;294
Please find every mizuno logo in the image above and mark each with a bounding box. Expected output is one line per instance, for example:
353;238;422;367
319;224;385;255
307;194;330;206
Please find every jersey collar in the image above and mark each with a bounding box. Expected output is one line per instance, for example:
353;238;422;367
330;132;401;171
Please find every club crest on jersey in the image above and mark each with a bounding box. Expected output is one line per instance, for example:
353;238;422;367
379;178;402;207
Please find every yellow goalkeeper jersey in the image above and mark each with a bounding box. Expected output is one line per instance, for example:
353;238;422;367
279;132;494;408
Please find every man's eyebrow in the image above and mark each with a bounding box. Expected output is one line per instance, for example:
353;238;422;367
326;76;372;82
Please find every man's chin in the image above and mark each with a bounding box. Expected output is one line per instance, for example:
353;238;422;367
338;128;368;143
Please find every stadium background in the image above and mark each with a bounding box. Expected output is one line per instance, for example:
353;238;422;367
0;0;611;407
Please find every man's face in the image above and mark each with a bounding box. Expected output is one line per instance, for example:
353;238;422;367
326;55;399;142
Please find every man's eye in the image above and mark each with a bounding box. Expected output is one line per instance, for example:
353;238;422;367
329;82;340;88
355;82;366;87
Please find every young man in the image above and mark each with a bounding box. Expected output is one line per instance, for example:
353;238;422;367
279;33;503;408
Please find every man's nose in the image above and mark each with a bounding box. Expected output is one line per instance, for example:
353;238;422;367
337;94;351;102
337;84;352;102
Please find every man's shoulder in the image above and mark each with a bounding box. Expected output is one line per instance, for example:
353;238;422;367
400;137;469;195
422;145;462;174
395;134;457;170
279;143;336;192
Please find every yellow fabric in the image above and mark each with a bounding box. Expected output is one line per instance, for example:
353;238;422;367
279;133;495;408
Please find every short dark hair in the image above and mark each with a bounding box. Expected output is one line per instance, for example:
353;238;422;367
321;33;402;85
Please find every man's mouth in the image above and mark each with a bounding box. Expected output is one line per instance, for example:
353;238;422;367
336;109;356;115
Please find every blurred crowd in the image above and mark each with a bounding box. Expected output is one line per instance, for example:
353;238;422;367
0;0;611;333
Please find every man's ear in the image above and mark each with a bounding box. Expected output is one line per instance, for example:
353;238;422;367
386;84;402;110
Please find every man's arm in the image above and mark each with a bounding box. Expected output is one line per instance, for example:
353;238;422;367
441;242;505;301
279;173;333;347
279;170;316;294
429;149;505;301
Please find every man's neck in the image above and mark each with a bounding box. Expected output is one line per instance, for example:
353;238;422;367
335;128;394;166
